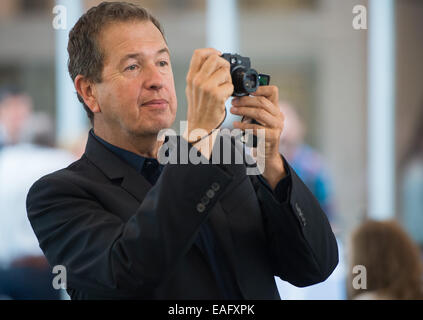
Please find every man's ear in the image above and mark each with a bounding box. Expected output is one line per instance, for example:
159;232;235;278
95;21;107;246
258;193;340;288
74;75;101;114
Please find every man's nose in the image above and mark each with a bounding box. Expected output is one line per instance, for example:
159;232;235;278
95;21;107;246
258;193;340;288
143;64;164;91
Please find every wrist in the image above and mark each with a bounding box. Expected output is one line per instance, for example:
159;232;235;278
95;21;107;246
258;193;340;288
263;153;286;190
184;108;226;144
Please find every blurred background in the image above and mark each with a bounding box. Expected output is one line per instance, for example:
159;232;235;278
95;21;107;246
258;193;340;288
0;0;422;300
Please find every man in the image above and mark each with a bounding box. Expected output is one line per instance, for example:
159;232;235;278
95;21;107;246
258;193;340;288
0;112;75;299
0;86;32;149
26;2;338;299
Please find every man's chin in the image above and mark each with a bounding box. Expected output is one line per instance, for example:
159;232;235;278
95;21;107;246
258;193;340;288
132;122;174;138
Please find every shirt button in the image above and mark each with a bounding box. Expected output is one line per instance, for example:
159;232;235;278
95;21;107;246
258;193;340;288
196;203;206;213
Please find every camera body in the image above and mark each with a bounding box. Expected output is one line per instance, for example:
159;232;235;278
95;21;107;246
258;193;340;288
221;53;271;147
221;53;270;97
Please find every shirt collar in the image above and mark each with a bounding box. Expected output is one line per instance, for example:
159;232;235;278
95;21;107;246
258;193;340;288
90;129;149;173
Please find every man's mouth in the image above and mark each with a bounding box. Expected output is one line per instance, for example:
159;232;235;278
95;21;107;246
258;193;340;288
141;99;168;109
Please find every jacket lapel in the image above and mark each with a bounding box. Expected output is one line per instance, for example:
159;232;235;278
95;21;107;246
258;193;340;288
85;132;214;262
83;132;152;203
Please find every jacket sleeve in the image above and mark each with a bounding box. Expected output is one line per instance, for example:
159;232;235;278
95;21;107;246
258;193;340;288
26;154;233;298
252;155;339;287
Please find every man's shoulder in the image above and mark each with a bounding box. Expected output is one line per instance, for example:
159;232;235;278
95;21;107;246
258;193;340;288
38;154;91;178
27;154;101;199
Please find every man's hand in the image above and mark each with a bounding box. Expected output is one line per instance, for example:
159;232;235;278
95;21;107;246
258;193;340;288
230;85;286;190
184;48;234;158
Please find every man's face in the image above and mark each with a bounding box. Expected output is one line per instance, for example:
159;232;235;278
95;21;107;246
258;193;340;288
94;20;177;138
0;95;32;144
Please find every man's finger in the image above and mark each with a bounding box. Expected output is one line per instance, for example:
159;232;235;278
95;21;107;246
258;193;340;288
219;82;235;102
231;105;279;128
186;48;222;82
199;55;230;79
207;64;232;88
251;85;278;106
232;95;279;116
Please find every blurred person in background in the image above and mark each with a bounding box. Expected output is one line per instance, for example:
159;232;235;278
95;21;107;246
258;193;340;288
347;220;423;300
401;103;423;253
0;100;76;299
278;101;337;227
0;86;32;148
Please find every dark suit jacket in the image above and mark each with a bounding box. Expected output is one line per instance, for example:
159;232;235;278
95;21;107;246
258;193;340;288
26;132;338;299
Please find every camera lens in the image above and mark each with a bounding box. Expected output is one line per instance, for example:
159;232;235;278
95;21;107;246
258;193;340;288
245;73;257;89
242;69;259;93
232;67;259;96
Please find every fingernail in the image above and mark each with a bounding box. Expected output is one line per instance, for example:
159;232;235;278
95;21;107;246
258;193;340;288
231;107;238;113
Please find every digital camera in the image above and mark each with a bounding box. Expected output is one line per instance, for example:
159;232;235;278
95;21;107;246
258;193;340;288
221;53;270;96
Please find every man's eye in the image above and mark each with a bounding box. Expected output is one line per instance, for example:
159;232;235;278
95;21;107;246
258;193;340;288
125;64;139;71
159;61;168;67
